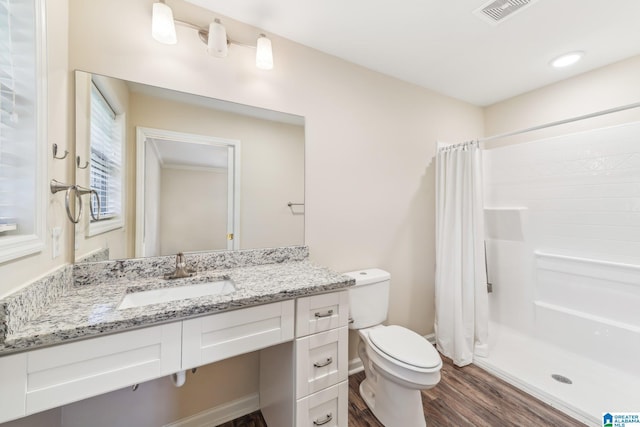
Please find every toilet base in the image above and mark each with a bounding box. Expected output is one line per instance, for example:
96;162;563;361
359;376;427;427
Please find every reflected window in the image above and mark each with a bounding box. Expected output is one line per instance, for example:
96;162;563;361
89;80;124;235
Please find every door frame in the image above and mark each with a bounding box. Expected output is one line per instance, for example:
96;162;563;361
135;126;241;257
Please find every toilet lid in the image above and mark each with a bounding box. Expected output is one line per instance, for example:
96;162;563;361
368;325;440;369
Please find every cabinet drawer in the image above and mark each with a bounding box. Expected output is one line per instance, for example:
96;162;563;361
296;327;347;399
296;291;348;337
296;381;348;427
25;322;181;414
182;300;294;370
0;352;27;423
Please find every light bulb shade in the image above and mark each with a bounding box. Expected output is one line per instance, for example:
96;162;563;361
256;35;273;70
207;20;228;58
152;2;177;45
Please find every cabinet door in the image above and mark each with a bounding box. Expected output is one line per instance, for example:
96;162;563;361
296;291;349;337
0;352;27;423
296;327;348;399
182;300;294;370
296;381;348;427
24;322;181;414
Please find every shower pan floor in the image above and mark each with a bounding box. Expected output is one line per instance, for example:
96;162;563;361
473;322;638;427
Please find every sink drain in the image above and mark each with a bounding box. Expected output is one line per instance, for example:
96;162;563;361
551;374;572;384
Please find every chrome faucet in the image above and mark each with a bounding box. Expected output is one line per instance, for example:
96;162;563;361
164;252;195;279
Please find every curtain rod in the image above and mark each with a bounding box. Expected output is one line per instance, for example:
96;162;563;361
479;100;640;143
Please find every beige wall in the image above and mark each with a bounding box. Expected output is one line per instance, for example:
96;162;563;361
160;167;228;254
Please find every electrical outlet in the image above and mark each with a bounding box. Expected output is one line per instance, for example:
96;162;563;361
52;226;62;259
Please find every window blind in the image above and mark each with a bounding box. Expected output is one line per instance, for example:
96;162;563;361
0;0;37;235
90;82;122;221
0;0;16;232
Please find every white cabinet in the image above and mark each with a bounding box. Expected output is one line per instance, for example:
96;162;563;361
296;291;349;337
261;291;349;427
24;322;181;415
295;327;348;399
296;381;348;427
0;291;344;426
0;352;27;423
182;300;294;370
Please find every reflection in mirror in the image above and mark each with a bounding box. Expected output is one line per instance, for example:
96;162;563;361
74;71;305;263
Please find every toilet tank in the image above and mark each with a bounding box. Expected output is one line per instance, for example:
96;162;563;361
344;269;390;330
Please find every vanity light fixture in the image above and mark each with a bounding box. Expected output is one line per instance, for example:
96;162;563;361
550;51;584;68
207;19;228;58
150;2;273;69
256;34;274;70
151;1;177;45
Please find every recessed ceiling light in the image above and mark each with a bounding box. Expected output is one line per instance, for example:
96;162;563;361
550;51;584;68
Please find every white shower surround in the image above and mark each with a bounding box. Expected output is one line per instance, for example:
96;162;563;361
477;121;640;426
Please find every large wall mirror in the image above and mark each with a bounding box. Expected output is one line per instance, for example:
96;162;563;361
74;70;305;263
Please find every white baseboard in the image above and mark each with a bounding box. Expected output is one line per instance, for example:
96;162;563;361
348;332;436;376
163;393;259;427
348;357;364;375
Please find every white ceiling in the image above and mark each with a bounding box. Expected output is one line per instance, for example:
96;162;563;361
184;0;640;106
150;138;228;169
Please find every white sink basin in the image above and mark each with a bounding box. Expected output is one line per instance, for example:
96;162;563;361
117;279;236;310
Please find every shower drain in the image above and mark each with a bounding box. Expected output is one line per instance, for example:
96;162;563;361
551;374;573;384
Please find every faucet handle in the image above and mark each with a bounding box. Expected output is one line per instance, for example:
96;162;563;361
164;252;195;279
176;252;186;268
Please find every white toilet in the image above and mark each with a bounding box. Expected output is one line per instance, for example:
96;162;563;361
345;269;442;427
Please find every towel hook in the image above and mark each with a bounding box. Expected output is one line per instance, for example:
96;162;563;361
76;155;89;169
52;144;69;160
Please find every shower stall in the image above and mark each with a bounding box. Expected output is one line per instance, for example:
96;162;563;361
475;120;640;426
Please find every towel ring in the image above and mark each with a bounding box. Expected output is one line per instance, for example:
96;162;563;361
76;186;101;221
65;186;82;224
50;180;83;224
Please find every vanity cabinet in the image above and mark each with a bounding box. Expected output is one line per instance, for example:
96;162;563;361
25;322;182;415
261;290;349;427
0;293;345;426
0;353;27;423
182;300;294;369
0;323;182;423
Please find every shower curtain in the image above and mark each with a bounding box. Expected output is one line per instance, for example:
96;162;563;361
434;141;489;367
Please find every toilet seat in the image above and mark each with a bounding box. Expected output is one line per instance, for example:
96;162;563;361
368;325;441;370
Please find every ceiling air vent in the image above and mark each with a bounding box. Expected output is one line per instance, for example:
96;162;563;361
473;0;539;25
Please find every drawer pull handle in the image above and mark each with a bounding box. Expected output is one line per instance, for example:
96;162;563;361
314;309;334;318
313;357;333;368
313;413;333;425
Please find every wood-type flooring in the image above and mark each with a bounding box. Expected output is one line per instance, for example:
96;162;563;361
219;356;586;427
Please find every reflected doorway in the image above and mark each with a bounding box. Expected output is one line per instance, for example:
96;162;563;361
135;127;240;257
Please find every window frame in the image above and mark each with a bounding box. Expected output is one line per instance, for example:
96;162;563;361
0;0;47;264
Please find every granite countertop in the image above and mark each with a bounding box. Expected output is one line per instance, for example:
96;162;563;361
0;257;354;355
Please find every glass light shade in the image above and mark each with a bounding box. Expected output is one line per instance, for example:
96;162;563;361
256;35;273;70
207;20;228;58
151;2;177;45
